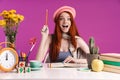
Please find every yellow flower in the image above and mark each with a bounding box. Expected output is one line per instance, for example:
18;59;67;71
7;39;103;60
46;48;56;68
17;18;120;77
9;9;16;14
12;17;19;23
1;10;9;18
1;10;8;15
0;10;24;32
19;15;24;22
8;13;16;19
0;9;24;27
0;20;6;27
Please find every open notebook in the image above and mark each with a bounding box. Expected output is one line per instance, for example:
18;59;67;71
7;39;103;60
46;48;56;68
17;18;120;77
48;63;88;68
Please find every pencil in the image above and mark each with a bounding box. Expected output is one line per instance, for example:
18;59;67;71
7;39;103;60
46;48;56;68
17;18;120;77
48;63;52;68
45;9;48;25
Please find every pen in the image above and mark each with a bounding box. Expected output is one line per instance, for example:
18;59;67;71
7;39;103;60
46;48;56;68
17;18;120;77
17;50;21;57
27;43;36;58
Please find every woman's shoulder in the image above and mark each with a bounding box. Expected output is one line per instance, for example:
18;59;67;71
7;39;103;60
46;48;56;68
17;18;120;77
75;36;82;39
75;36;85;42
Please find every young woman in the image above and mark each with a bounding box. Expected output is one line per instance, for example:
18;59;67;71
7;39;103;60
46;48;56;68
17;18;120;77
36;6;89;63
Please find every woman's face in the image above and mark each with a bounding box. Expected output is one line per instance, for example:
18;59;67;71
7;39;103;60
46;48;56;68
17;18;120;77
59;12;71;33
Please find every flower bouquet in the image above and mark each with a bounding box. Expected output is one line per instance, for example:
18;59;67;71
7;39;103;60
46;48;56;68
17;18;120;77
0;9;24;48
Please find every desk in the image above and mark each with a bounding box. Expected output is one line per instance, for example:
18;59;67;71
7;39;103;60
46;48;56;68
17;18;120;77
0;67;120;80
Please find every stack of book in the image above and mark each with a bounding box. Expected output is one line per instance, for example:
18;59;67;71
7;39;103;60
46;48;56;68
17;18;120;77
99;53;120;74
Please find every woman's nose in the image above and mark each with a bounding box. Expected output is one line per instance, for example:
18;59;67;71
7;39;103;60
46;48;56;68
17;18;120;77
64;19;68;23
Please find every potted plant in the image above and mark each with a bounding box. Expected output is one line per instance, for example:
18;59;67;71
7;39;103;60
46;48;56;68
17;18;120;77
87;37;99;69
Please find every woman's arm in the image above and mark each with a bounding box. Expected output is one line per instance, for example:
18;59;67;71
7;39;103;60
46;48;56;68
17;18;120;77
77;37;90;54
36;25;51;62
76;37;89;63
64;37;89;64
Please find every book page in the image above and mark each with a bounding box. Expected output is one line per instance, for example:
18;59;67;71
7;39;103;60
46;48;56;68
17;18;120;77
99;56;120;62
100;53;120;58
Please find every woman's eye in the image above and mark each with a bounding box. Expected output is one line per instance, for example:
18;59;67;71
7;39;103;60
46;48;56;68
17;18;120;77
59;17;64;20
59;17;71;21
67;18;71;21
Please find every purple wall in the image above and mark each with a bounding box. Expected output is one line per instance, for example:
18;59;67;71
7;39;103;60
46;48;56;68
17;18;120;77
0;0;120;60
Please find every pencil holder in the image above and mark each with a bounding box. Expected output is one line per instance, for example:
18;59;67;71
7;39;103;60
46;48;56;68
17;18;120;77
19;56;28;66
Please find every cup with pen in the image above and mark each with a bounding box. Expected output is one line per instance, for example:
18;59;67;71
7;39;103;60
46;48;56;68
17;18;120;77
18;51;28;66
18;37;36;66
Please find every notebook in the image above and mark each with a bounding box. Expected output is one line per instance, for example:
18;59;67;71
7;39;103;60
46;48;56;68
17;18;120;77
48;62;88;68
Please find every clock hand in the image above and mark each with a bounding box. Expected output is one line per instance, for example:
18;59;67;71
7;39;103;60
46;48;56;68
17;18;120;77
6;53;8;60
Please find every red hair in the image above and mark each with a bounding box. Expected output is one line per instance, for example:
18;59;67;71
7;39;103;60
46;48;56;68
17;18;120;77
49;11;80;62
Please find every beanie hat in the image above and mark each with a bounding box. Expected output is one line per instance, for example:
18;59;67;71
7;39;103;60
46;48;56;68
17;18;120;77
53;6;76;19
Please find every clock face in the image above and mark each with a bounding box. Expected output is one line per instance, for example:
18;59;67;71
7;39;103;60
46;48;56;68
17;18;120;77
0;48;18;72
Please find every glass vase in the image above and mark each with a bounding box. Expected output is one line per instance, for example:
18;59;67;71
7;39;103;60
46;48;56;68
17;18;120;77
5;35;16;49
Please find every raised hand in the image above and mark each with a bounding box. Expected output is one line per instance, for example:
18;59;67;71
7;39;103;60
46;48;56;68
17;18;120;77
41;25;49;39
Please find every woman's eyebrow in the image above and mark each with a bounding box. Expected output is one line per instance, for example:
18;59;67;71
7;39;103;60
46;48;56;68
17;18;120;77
60;16;70;18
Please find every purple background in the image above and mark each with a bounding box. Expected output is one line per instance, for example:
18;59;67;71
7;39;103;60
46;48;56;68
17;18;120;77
0;0;120;60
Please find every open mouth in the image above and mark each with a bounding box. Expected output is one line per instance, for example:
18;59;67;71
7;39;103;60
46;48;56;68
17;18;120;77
62;25;68;28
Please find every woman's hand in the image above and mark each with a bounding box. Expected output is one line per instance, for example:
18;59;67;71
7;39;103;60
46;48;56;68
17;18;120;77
63;56;77;63
41;25;49;39
64;56;88;64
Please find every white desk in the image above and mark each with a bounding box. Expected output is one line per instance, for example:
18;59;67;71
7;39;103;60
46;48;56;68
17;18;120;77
0;67;120;80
